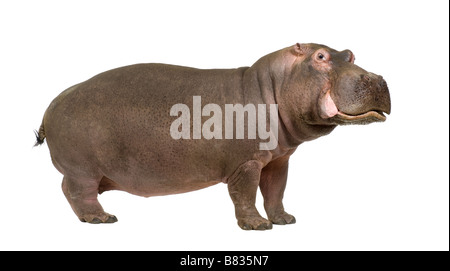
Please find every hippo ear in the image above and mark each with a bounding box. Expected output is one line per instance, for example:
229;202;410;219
291;43;307;56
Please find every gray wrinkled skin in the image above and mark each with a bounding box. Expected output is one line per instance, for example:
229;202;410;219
35;43;391;230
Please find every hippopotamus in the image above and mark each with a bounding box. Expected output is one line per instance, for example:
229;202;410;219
35;43;391;230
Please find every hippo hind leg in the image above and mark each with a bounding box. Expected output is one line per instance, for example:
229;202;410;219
61;175;118;224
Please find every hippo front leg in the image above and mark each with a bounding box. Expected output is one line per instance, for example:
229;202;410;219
227;160;273;230
259;155;296;225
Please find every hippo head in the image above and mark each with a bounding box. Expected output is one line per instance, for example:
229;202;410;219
272;43;391;141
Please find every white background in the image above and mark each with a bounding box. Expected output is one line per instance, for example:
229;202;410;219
1;0;448;251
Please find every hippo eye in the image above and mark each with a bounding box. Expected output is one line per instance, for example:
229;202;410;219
315;51;330;64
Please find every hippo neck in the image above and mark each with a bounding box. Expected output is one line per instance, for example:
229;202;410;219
241;56;295;150
242;50;337;149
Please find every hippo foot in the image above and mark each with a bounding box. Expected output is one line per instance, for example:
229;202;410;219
79;213;118;224
238;216;273;230
269;212;296;225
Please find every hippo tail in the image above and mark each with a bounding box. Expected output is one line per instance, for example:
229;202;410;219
34;120;46;146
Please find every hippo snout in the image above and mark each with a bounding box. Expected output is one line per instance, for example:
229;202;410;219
358;73;391;115
324;69;391;125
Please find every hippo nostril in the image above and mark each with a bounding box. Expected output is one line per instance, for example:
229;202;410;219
378;79;388;91
361;74;371;82
360;74;371;87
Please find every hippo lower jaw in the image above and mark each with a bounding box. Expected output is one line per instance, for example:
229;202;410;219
319;89;389;125
334;110;387;125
